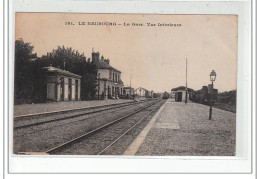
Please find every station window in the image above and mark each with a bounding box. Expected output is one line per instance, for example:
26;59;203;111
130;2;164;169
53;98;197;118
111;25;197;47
113;73;114;82
109;70;112;79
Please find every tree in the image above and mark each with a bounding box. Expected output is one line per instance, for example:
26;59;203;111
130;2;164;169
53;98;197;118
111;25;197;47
15;42;98;103
217;90;236;105
14;39;37;104
40;46;97;100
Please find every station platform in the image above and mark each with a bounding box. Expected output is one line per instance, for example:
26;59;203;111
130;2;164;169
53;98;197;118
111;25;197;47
124;98;236;156
14;99;133;117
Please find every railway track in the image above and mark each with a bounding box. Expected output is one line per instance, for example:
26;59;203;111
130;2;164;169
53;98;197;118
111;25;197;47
14;100;155;137
17;99;165;155
14;99;152;129
46;100;164;155
14;100;139;120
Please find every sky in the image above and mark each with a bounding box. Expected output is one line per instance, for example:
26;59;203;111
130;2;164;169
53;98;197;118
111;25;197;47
15;13;238;93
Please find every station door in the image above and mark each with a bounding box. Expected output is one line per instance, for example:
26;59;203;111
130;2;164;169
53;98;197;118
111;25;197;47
176;92;182;102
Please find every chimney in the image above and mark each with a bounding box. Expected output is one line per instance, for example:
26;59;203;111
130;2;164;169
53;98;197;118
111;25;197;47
92;51;100;66
104;58;110;64
101;55;104;61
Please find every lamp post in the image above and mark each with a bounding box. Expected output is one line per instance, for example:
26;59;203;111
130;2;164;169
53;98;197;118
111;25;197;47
209;70;216;120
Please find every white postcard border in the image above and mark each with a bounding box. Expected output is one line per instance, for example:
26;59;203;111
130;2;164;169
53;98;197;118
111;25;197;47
7;0;252;174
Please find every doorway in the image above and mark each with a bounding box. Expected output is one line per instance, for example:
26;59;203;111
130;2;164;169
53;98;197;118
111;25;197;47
177;92;182;102
68;78;72;100
107;86;111;99
60;77;64;101
75;80;78;100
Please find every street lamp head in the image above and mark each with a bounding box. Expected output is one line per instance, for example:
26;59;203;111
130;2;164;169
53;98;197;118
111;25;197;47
210;70;216;82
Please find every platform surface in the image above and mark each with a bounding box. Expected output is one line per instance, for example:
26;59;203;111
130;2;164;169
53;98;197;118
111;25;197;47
124;98;236;156
14;99;133;116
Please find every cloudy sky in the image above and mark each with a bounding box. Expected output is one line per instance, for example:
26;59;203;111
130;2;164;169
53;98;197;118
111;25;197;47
16;13;237;93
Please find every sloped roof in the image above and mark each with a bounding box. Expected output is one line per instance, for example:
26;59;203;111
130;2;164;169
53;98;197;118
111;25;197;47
171;86;194;92
98;60;121;73
134;87;149;92
44;66;81;78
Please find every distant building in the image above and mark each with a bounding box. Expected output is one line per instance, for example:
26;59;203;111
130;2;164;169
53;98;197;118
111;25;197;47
134;87;151;98
155;92;163;99
92;51;124;99
208;84;218;95
44;66;81;102
152;92;160;98
123;87;134;96
189;85;218;104
208;84;218;100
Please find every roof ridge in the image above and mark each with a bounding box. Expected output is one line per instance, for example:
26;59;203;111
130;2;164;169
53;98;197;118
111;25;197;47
44;66;82;78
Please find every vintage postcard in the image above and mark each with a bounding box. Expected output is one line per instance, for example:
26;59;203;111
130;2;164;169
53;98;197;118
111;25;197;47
13;13;237;156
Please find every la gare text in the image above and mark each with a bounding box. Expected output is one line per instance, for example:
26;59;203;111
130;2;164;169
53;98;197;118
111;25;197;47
65;22;182;27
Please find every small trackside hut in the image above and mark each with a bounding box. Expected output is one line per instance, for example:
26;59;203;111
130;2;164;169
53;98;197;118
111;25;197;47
171;86;194;102
44;66;81;102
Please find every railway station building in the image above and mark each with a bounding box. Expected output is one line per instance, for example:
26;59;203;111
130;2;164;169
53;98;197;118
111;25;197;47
92;51;124;99
44;66;81;102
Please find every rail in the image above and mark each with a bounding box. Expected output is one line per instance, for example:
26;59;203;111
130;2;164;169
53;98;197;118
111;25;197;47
45;100;163;154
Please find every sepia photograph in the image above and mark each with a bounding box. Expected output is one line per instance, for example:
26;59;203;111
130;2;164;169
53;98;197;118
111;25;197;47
13;13;237;156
